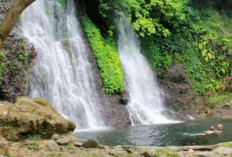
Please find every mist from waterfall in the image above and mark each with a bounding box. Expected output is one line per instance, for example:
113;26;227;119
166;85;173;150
116;15;175;125
21;0;105;130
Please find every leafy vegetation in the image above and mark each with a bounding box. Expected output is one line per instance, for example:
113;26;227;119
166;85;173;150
48;0;67;9
99;0;188;37
186;5;232;95
17;51;29;70
206;94;232;108
77;0;232;100
80;16;124;94
138;1;232;97
58;0;67;9
222;142;232;148
5;149;12;157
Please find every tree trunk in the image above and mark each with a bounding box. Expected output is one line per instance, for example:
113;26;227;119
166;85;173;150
0;0;36;49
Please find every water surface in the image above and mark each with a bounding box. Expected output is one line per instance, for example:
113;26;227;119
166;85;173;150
74;119;232;146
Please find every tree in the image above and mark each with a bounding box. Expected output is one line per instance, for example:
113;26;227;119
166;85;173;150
0;0;36;49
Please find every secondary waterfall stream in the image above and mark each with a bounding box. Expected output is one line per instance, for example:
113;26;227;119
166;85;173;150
21;0;105;130
117;16;174;125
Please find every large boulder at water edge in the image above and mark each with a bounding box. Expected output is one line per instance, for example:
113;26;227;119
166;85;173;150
0;97;75;141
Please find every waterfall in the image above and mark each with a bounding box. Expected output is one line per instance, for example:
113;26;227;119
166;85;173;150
116;15;176;125
21;0;105;130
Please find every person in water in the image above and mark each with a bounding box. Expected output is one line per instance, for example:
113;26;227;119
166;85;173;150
191;126;215;136
191;124;223;136
200;124;223;136
216;124;223;134
202;126;215;136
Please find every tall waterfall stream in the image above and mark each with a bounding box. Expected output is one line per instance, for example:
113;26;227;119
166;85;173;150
21;0;178;131
21;0;105;130
117;16;176;125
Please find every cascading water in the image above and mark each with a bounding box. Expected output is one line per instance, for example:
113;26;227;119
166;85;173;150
117;15;176;125
21;0;105;130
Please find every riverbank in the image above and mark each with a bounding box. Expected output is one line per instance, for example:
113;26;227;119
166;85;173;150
0;97;232;157
0;133;232;157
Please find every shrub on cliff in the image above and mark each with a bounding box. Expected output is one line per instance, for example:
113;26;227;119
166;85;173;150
81;16;124;94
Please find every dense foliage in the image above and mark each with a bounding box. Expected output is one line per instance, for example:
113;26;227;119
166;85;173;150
78;0;232;99
140;1;232;97
80;16;124;94
99;0;188;37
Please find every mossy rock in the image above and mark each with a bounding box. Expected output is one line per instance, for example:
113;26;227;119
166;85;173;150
2;97;75;141
32;98;50;107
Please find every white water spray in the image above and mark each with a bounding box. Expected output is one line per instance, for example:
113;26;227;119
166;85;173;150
21;0;105;129
117;15;176;125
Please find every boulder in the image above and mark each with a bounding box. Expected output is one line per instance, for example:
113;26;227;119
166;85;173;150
56;137;71;145
51;134;60;141
193;151;214;157
2;97;75;140
82;140;99;148
0;102;12;124
74;141;83;147
222;104;231;109
212;146;232;155
38;140;60;151
144;150;157;157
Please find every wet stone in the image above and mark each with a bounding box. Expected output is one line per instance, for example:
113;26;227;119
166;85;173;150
56;138;70;145
74;142;83;147
82;140;99;148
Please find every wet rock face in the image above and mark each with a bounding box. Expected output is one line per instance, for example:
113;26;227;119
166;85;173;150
211;104;232;119
82;37;131;127
168;63;188;83
0;0;36;102
159;62;195;115
1;97;75;141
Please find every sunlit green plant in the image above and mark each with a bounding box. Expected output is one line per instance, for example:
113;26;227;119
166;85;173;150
81;16;124;94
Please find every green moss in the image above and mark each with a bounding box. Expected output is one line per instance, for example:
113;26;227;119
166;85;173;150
26;140;40;150
27;135;40;141
141;37;172;71
58;0;67;9
182;48;208;96
155;148;179;157
81;16;124;94
222;142;232;148
5;149;12;157
16;51;29;70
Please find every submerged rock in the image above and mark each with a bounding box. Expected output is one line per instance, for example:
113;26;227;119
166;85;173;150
1;97;75;141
